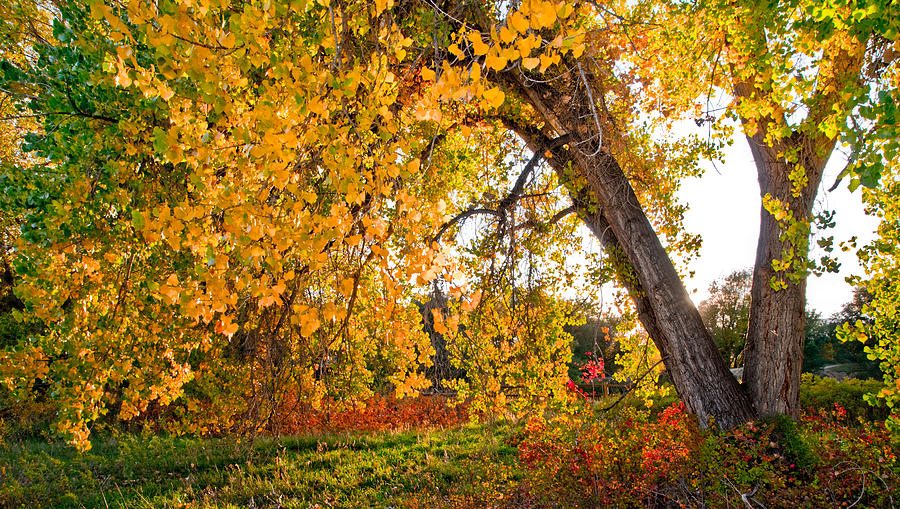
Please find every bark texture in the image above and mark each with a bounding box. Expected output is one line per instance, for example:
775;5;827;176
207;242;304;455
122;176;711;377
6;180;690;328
731;38;863;416
741;130;830;416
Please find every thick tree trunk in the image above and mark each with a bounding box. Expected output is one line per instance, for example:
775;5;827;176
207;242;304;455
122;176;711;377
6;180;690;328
504;77;755;428
741;132;831;416
573;151;753;428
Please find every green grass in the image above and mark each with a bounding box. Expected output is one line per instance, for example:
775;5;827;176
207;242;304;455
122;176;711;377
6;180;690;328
0;422;523;508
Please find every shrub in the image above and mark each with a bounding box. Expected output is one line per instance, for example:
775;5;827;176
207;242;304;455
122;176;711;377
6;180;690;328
272;394;468;435
506;402;899;508
799;373;889;422
513;403;696;507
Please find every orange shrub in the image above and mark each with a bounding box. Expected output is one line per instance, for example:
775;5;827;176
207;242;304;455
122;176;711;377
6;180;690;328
272;394;468;435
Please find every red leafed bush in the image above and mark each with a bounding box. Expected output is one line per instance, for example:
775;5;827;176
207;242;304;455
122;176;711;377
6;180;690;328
272;394;468;435
507;402;899;508
514;402;696;507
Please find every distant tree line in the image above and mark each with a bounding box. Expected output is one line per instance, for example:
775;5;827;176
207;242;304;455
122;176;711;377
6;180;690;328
698;270;880;379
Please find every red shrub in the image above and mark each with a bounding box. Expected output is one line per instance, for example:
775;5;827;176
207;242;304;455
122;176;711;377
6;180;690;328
506;402;898;508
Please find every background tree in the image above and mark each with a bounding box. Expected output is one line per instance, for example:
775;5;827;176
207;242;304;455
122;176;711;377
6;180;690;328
805;288;881;378
565;309;621;385
698;270;751;368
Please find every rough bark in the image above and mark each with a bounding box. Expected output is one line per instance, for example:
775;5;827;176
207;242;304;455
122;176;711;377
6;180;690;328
741;130;831;416
502;75;755;428
728;34;863;416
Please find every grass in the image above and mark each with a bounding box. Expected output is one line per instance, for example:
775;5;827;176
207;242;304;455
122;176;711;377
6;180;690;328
0;421;523;508
2;380;894;508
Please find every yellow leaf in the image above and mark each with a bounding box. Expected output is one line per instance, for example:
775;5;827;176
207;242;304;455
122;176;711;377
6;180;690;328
539;52;554;71
486;52;507;71
431;309;447;335
570;32;586;58
470;63;481;83
340;277;355;297
158;84;175;101
374;0;391;14
300;314;321;337
116;66;132;87
414;103;442;122
462;290;482;312
322;302;345;321
530;0;557;29
483;87;505;108
509;11;529;34
522;57;540;70
468;31;489;56
420;67;436;81
220;32;236;48
557;1;574;18
517;35;537;58
499;26;516;45
217;318;239;336
501;46;520;62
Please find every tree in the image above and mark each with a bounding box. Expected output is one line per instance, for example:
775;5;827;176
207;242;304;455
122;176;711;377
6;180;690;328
638;0;900;417
566;310;621;384
804;288;881;377
841;170;900;432
699;270;752;368
696;270;873;376
1;0;897;447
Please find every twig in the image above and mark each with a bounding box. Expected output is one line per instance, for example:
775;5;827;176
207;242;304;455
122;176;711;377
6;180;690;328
601;358;663;412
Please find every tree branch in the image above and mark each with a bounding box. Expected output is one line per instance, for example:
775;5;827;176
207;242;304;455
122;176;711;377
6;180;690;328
432;207;500;243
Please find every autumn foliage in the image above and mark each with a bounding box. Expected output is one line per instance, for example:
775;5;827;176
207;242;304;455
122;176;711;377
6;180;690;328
505;402;899;508
272;394;468;435
0;0;899;452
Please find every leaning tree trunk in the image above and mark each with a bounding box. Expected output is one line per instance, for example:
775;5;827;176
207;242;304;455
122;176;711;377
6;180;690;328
509;122;674;369
741;130;832;417
502;74;756;428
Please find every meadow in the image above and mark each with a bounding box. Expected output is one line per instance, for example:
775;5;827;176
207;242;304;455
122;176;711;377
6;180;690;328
2;379;897;508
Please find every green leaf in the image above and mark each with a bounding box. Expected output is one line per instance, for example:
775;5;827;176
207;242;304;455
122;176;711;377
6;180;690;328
152;127;168;155
131;209;145;230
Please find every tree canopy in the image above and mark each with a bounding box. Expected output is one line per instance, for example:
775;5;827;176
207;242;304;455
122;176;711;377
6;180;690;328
1;0;899;448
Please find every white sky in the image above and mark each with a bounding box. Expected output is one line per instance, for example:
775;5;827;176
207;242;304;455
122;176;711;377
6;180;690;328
678;138;878;317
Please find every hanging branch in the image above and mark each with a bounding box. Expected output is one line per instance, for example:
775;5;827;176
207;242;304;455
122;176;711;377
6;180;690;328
432;133;572;243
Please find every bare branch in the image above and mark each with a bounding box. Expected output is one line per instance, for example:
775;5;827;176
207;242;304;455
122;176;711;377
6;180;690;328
517;204;576;231
432;207;501;243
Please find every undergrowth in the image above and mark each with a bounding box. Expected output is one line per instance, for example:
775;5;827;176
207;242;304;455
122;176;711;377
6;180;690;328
2;378;897;508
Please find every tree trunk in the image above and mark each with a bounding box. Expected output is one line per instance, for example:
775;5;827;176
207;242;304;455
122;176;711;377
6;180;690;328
503;76;755;428
741;131;831;416
508;122;674;368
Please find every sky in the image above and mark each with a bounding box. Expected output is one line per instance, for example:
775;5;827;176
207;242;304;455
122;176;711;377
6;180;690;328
677;138;879;317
